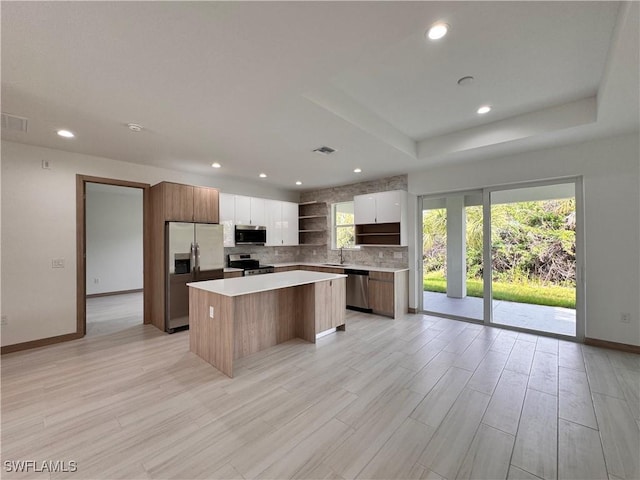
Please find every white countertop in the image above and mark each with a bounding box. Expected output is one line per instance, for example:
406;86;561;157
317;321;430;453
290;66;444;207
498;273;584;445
223;267;244;273
271;262;409;273
188;270;347;297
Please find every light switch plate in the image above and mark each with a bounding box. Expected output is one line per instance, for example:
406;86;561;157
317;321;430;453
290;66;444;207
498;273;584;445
52;258;65;268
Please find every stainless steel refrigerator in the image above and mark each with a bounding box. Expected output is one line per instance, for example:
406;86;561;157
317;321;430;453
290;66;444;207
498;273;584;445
166;222;224;333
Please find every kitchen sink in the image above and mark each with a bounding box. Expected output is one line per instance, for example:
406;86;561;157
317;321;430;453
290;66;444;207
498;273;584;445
322;263;349;267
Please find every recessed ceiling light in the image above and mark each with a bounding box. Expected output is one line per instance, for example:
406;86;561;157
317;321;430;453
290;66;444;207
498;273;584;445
211;162;221;168
259;173;267;178
57;129;74;138
295;181;302;185
477;105;492;115
354;168;362;173
427;22;449;40
127;123;143;132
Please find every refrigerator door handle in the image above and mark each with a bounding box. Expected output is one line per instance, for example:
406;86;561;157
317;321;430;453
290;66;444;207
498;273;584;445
195;243;201;273
190;243;197;273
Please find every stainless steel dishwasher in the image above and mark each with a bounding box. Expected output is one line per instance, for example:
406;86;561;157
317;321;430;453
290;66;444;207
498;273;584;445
345;269;371;312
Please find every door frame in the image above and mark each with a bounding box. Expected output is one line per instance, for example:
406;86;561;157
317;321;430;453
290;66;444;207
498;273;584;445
419;176;585;342
76;175;151;335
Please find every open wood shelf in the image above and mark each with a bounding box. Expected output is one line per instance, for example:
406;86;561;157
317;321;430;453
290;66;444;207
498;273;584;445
299;201;328;246
355;222;402;246
356;233;399;236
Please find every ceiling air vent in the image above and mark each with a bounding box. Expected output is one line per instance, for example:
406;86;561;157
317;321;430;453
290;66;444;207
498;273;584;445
312;146;336;155
1;113;28;133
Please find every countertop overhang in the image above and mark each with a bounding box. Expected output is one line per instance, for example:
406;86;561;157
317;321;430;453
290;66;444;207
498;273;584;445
188;270;347;297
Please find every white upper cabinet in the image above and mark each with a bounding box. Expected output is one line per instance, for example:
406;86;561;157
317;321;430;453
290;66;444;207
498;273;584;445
219;193;236;247
234;195;265;226
375;190;404;223
354;194;377;224
265;200;299;246
281;201;299;246
354;190;406;224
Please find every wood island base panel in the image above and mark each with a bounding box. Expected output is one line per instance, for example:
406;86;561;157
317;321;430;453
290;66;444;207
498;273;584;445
188;271;346;377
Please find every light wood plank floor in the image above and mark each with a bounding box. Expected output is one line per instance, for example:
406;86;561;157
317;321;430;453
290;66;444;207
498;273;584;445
2;310;639;480
86;292;143;337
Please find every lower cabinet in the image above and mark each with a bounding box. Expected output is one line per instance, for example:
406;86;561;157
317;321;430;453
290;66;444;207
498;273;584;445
315;278;346;332
270;265;407;319
368;270;409;319
224;271;243;279
273;266;299;273
369;272;395;317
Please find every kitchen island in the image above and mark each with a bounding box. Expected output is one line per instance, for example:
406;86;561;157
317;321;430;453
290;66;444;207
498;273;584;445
188;270;346;377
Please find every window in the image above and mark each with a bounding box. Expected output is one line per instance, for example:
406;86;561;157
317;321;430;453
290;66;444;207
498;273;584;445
332;201;357;249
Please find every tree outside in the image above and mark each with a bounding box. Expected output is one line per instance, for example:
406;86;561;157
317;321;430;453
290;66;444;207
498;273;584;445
423;199;576;309
335;202;356;248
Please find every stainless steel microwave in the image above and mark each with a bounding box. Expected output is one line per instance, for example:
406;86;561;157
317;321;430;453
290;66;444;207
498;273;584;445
234;225;267;245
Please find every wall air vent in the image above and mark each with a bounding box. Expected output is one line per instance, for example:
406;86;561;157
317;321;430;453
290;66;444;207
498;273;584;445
312;146;336;155
1;113;28;133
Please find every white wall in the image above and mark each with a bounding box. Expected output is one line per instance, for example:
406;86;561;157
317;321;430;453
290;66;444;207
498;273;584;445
86;184;143;295
0;141;297;346
408;132;640;346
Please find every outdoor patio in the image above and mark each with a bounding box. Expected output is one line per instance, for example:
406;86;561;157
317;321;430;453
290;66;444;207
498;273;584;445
423;291;576;336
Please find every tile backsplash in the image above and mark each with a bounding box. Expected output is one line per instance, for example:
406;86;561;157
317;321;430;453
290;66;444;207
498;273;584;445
224;244;407;269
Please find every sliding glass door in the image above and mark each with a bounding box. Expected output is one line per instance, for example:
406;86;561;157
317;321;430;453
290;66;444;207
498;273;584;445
421;179;583;339
422;191;484;322
488;183;577;336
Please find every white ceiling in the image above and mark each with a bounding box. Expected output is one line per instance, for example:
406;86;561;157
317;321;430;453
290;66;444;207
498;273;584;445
2;2;638;191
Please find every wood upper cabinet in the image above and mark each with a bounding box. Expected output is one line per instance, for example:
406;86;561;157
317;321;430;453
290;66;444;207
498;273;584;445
153;182;219;223
163;182;195;222
193;186;219;223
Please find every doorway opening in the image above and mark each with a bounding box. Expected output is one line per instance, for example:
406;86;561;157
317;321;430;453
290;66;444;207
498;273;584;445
420;179;583;340
76;176;151;337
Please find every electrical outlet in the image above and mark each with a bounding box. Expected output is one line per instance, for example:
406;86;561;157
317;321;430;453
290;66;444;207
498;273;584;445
209;306;215;319
379;252;383;258
393;252;403;259
621;313;631;324
313;250;316;255
93;278;99;284
52;258;65;268
1;315;7;326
